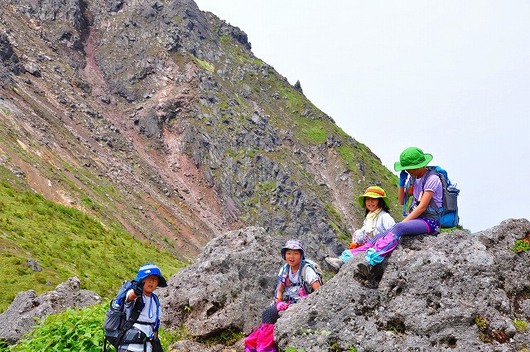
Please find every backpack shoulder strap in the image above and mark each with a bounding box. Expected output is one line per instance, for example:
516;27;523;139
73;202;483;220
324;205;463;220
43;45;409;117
274;264;290;300
420;167;443;217
152;293;161;331
420;166;435;189
117;295;143;345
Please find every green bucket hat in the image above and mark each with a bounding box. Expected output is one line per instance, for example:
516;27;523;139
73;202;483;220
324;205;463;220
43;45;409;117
394;146;433;171
358;186;390;209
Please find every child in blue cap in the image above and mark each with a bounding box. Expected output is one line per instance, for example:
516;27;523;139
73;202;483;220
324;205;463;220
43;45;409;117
118;263;167;352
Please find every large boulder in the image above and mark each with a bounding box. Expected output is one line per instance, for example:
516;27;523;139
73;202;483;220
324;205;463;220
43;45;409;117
0;277;101;344
159;226;286;338
275;218;530;351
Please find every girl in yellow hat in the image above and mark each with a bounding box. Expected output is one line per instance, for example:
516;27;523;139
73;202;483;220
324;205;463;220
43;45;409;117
325;186;396;270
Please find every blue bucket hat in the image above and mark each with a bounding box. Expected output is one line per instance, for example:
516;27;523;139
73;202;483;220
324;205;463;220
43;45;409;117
281;239;305;260
134;263;167;287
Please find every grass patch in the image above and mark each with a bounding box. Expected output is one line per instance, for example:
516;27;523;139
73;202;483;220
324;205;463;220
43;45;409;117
514;319;529;331
195;58;214;72
0;166;185;313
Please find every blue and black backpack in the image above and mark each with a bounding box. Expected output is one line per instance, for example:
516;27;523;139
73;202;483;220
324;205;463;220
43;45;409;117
409;166;460;228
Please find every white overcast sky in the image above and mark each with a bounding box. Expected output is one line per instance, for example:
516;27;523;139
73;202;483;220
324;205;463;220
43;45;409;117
194;0;530;233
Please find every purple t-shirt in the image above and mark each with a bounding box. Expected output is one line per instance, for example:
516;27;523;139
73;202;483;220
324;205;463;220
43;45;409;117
413;172;443;208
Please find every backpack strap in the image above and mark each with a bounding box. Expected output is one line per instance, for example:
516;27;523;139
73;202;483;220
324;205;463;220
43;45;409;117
300;260;321;293
299;260;309;293
274;264;289;301
152;293;160;332
116;294;143;347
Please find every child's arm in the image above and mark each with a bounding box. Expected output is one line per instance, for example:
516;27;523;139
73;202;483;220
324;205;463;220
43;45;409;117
311;281;321;291
275;282;285;301
403;190;433;221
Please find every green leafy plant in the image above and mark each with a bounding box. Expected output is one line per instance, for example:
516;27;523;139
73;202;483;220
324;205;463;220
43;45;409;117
285;347;306;352
10;304;106;352
513;319;529;331
513;237;530;253
9;302;179;352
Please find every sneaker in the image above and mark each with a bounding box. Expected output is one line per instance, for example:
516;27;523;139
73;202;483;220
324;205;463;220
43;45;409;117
325;257;344;271
356;262;371;278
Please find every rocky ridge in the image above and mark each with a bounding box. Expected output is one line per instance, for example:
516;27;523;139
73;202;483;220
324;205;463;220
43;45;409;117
0;277;101;345
157;219;529;351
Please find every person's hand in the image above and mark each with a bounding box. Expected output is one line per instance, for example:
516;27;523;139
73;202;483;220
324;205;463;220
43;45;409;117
399;170;408;187
298;287;308;299
275;301;289;311
132;280;144;296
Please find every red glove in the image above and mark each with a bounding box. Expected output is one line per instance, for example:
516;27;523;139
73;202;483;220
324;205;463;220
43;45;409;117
275;301;289;311
349;242;362;249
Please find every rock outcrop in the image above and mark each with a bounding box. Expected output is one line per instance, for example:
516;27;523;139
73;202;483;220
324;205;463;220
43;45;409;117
159;226;281;337
0;277;101;344
275;218;530;351
158;219;529;351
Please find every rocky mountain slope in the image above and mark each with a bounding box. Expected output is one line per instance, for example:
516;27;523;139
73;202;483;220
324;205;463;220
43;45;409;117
0;0;399;266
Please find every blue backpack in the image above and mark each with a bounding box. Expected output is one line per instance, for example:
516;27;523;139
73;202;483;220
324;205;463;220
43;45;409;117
421;166;460;228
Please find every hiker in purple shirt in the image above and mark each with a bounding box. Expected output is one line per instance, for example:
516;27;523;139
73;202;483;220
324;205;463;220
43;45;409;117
351;146;443;277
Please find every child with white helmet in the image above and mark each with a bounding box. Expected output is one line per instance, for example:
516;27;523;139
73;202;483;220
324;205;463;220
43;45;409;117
244;240;321;352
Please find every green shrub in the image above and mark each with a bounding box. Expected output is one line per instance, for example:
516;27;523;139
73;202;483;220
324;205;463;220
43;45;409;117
513;238;530;253
11;304;106;352
9;302;177;352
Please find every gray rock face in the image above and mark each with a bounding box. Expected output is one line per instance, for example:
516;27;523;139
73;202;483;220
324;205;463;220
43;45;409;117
0;277;101;344
274;218;530;351
0;33;25;84
159;226;283;337
159;220;529;351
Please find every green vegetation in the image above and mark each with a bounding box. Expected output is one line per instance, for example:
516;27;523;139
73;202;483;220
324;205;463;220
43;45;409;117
0;166;186;313
513;235;530;253
474;314;509;343
513;319;529;331
201;328;244;347
195;58;215;72
5;302;181;352
9;304;106;352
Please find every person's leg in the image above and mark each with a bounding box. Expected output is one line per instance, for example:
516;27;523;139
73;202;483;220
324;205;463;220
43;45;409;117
365;219;430;265
256;322;276;352
261;304;279;324
246;304;279;351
